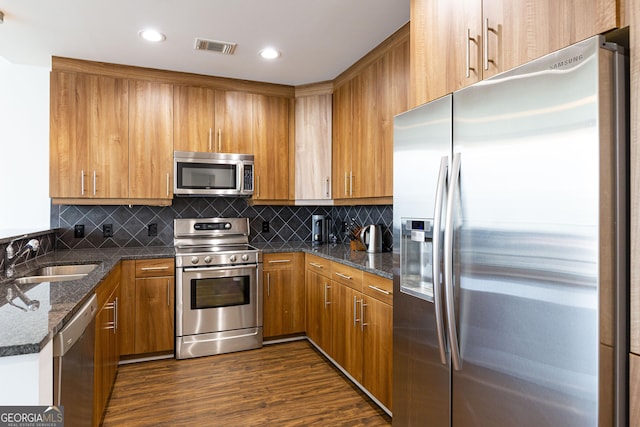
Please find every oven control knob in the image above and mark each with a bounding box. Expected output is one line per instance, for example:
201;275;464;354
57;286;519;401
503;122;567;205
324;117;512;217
204;256;212;264
191;256;199;265
241;254;249;262
229;255;237;263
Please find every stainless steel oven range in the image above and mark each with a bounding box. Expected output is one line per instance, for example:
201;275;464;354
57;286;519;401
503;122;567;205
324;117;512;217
174;217;263;359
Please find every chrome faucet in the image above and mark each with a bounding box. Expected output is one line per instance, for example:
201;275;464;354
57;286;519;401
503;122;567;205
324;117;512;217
5;238;40;278
6;284;40;312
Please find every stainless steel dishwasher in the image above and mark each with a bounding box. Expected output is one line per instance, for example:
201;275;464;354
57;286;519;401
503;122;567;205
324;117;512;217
53;293;98;426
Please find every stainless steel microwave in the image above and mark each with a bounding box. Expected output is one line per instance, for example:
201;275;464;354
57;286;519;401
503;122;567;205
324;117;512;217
173;151;254;197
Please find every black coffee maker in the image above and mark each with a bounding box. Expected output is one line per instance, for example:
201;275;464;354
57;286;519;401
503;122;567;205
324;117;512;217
311;214;328;245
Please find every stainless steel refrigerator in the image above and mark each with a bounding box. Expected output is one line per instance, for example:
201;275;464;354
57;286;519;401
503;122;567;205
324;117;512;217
392;35;628;427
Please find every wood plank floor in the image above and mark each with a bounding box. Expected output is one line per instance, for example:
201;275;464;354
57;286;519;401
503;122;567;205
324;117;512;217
102;340;392;426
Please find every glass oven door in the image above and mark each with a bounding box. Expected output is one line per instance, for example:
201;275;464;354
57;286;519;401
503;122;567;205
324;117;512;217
176;264;262;337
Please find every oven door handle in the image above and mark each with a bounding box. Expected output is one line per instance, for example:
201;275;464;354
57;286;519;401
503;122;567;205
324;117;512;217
182;265;257;273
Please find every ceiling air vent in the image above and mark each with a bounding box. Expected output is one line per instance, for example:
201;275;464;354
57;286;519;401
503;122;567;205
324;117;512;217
194;38;237;55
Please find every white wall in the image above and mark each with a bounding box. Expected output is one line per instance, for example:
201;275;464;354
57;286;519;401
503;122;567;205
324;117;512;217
0;57;50;234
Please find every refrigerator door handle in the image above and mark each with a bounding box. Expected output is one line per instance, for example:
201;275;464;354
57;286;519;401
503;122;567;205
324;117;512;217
444;152;462;371
432;156;449;365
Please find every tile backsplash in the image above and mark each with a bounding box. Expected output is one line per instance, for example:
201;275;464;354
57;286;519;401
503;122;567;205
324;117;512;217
51;198;393;250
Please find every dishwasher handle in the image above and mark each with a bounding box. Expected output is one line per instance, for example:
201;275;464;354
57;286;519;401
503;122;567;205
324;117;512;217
53;293;98;357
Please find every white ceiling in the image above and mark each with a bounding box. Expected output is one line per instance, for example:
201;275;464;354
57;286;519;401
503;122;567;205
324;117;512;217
0;0;410;86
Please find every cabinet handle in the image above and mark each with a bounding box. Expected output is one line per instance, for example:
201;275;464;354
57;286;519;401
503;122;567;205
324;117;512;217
466;28;476;78
361;300;368;332
324;283;331;307
483;18;496;71
208;128;213;151
141;266;170;271
166;173;170;197
268;259;291;264
167;280;171;307
217;129;222;152
335;272;352;280
325;177;330;198
93;170;97;196
267;272;271;297
353;295;361;326
368;285;391;295
349;171;354;197
114;296;118;333
81;170;85;196
309;262;324;268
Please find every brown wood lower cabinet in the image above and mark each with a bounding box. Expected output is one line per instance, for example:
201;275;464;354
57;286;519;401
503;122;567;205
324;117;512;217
305;253;393;411
263;253;305;338
306;254;333;354
120;258;175;357
94;263;121;427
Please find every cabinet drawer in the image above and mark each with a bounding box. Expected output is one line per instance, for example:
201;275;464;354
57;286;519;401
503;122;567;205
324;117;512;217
264;253;296;270
331;262;363;291
306;253;331;277
135;258;174;278
96;262;121;308
363;272;393;305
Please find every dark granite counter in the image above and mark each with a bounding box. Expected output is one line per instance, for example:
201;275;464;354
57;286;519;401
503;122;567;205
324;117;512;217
255;242;393;279
0;243;391;357
0;247;174;357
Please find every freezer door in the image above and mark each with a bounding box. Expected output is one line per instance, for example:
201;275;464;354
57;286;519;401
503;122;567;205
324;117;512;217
393;95;452;426
450;36;615;426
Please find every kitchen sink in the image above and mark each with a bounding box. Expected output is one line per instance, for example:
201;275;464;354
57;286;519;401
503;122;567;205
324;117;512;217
14;263;99;284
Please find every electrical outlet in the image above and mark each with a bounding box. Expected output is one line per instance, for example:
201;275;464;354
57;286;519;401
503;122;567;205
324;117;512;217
148;223;158;237
262;221;270;233
103;224;113;238
74;224;85;238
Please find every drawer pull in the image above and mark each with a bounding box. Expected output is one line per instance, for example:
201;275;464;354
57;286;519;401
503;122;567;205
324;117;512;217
335;272;352;280
141;266;170;271
309;262;324;268
368;285;391;295
268;259;291;264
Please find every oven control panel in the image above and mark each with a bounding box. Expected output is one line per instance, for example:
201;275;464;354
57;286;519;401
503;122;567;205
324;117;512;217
177;250;262;268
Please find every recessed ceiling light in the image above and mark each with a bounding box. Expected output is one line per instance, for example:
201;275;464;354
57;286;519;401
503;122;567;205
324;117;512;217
139;29;166;42
259;48;280;60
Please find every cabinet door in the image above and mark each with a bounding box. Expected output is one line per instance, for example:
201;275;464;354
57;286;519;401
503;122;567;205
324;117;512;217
216;90;253;154
264;254;305;338
362;296;393;410
377;40;409;197
134;277;175;354
128;80;173;200
253;94;290;200
332;283;364;383
50;72;129;199
94;283;119;427
306;268;333;354
410;0;481;107
294;93;332;201
332;81;353;199
351;65;377;199
173;85;215;152
483;0;619;80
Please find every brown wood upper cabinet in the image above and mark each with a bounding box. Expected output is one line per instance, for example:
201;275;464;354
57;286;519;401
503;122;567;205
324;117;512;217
294;84;333;203
128;80;173;201
253;94;290;201
332;25;409;203
50;71;129;200
410;0;620;107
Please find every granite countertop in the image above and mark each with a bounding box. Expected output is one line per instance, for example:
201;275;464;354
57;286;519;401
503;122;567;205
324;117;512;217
0;243;392;357
255;241;393;279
